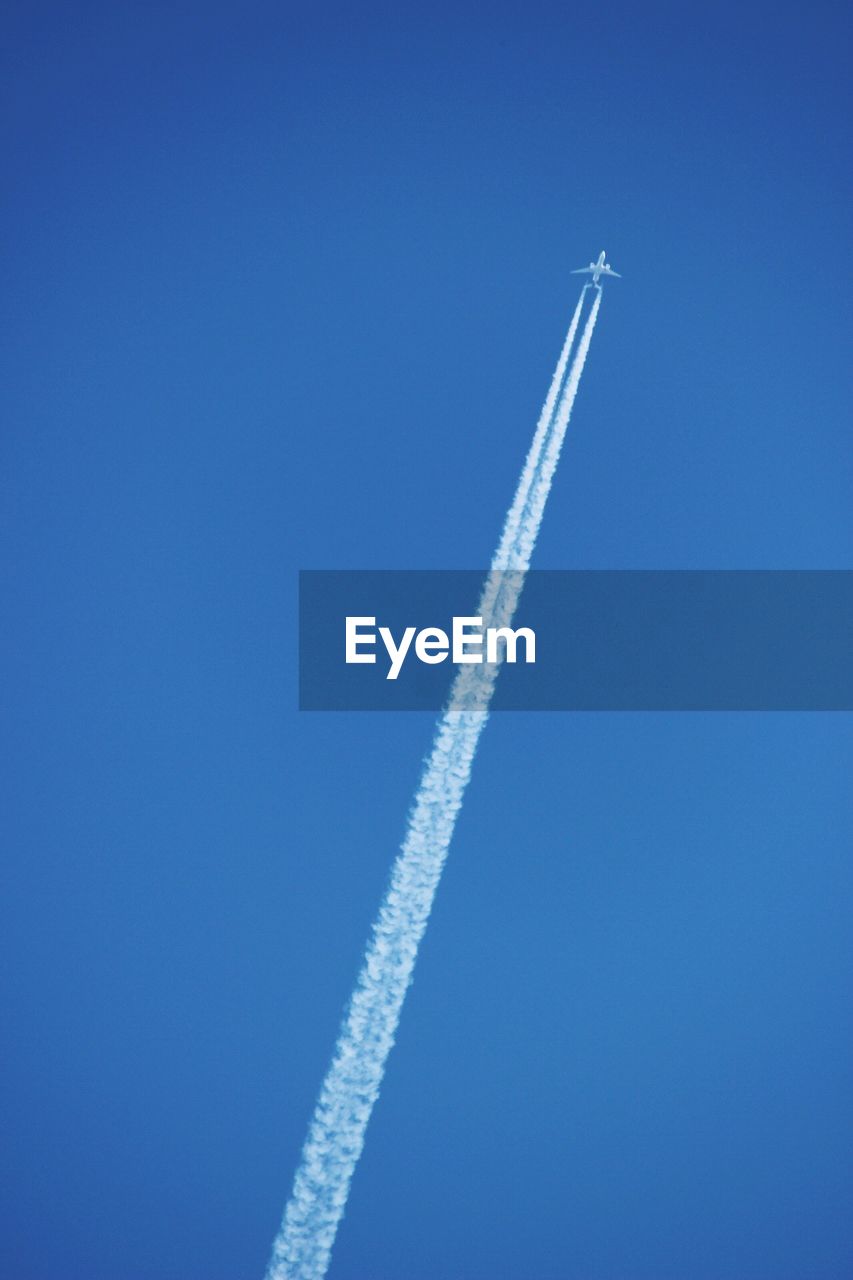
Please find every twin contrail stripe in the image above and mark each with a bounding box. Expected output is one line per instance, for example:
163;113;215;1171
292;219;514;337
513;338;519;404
493;285;588;572
265;287;602;1280
512;285;601;571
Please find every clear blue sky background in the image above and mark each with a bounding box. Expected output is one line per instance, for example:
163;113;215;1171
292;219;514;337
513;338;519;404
2;3;852;1278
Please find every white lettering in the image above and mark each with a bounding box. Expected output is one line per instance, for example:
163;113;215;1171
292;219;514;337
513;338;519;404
378;626;417;681
486;625;536;664
415;628;449;664
346;617;376;663
452;616;483;663
345;616;535;678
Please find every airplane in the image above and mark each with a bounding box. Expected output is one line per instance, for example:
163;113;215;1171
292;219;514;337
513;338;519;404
571;250;621;285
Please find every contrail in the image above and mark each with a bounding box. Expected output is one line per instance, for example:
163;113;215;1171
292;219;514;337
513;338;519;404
266;286;603;1280
511;284;601;570
492;284;588;571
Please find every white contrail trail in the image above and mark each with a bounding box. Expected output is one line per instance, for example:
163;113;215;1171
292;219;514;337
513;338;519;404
474;284;601;661
492;284;588;571
511;284;601;570
265;286;603;1280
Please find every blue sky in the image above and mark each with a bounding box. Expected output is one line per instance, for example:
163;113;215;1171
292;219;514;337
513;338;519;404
2;3;852;1278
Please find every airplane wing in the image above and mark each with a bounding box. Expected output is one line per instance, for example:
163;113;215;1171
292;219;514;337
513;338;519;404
570;267;593;274
602;268;621;278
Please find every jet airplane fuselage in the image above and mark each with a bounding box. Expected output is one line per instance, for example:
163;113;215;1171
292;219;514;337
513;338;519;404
571;250;621;285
